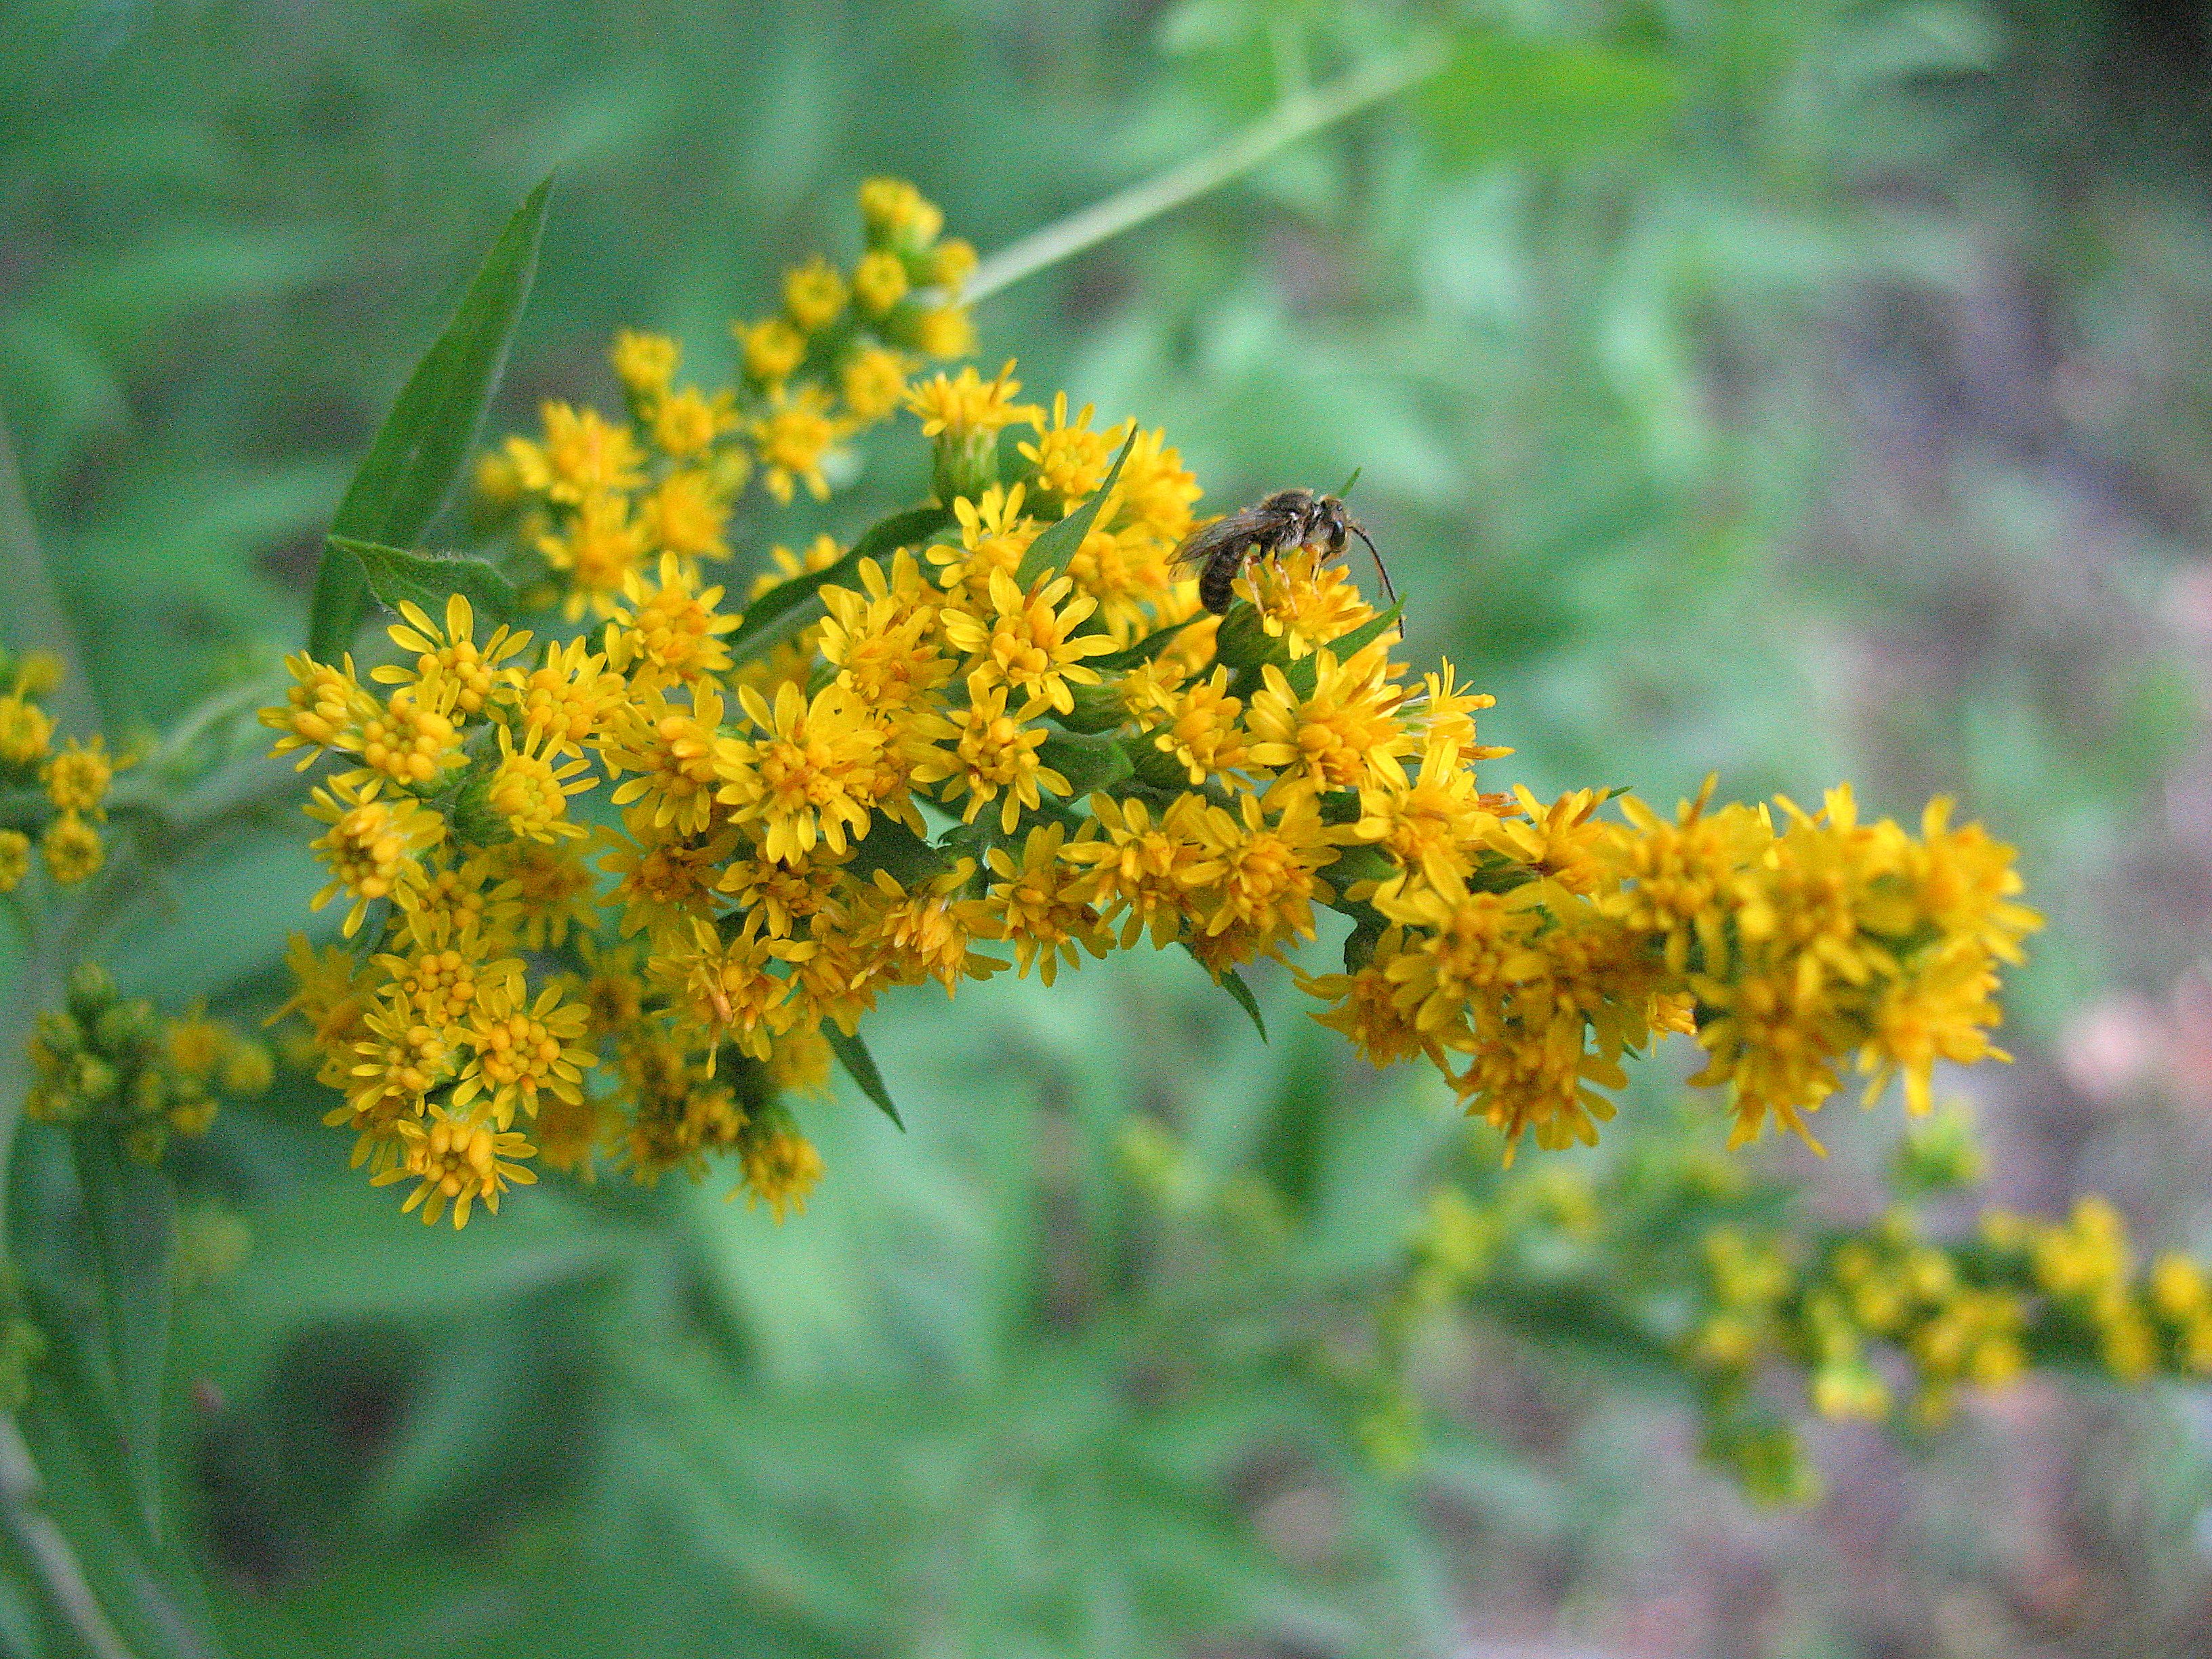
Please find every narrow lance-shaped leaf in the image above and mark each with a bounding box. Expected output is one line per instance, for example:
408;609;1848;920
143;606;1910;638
1181;945;1268;1042
1284;598;1404;698
73;1128;178;1541
307;173;553;662
329;537;518;628
823;1024;905;1130
1015;428;1137;590
724;504;951;663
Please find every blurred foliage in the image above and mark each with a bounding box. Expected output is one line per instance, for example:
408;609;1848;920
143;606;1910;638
8;0;2212;1655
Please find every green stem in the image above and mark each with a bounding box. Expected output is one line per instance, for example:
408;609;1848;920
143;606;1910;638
0;1416;140;1659
0;418;96;735
964;42;1449;305
0;409;95;1254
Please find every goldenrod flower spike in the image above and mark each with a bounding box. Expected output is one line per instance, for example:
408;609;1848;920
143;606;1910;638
249;178;2043;1222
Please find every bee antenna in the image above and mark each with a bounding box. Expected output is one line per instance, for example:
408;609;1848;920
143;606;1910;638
1349;521;1397;607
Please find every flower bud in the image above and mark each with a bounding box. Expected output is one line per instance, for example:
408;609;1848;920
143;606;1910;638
67;1052;118;1104
131;1066;171;1118
221;1042;275;1097
94;999;158;1060
1209;601;1290;673
1058;682;1128;735
66;961;118;1022
22;1082;77;1124
930;430;999;506
33;1009;83;1059
1128;736;1195;791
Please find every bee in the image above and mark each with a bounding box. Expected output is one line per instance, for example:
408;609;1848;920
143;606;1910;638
1172;486;1397;615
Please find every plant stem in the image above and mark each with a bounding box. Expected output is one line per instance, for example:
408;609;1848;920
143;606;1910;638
0;418;150;1659
0;420;96;737
964;42;1449;305
0;412;95;1251
0;1417;140;1659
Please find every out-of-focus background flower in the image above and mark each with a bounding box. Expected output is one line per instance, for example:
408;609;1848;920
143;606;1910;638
7;1;2212;1653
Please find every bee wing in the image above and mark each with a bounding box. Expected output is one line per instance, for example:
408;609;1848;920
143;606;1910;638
1169;509;1267;572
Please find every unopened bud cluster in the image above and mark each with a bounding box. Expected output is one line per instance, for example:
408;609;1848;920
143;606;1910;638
24;962;273;1165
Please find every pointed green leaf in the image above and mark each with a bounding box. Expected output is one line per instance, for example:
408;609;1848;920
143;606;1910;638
1182;945;1268;1041
1332;465;1364;499
330;536;518;627
308;174;554;661
724;504;951;662
1281;599;1404;699
1015;429;1136;589
1216;966;1269;1041
17;1380;234;1659
823;1024;905;1129
1342;912;1385;972
72;1128;176;1540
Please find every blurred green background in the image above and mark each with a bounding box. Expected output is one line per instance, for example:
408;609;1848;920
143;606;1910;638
9;0;2212;1653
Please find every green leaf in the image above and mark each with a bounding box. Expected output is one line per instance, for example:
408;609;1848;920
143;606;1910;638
1417;33;1681;167
330;536;518;626
1341;912;1385;972
1038;731;1132;796
724;503;951;662
71;1128;176;1540
1015;429;1136;590
1181;945;1268;1041
1284;599;1404;698
1332;465;1363;500
307;173;554;661
17;1385;232;1659
823;1024;904;1129
1089;614;1204;674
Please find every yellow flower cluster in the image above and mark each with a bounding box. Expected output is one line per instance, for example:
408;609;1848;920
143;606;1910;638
264;180;2041;1227
1308;776;2041;1162
472;178;978;623
0;649;123;892
1372;1113;2212;1502
24;963;273;1165
1682;1191;2212;1462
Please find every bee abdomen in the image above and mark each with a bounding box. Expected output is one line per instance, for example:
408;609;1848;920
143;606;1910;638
1199;551;1243;614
